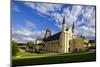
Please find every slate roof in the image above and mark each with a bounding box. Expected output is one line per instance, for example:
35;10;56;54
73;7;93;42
43;28;70;42
43;32;61;42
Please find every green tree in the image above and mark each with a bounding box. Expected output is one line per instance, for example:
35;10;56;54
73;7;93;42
12;40;19;56
26;41;34;48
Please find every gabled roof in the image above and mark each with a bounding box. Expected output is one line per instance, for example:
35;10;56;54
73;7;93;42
43;32;61;42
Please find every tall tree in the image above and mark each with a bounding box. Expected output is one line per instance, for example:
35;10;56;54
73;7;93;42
12;40;19;56
26;41;34;48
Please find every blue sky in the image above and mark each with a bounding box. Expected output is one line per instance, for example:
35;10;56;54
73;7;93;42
12;1;96;43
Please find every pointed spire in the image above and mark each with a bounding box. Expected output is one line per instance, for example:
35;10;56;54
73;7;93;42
72;22;74;29
62;16;65;24
72;22;75;33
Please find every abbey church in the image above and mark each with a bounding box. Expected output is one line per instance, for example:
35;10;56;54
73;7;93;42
36;16;85;53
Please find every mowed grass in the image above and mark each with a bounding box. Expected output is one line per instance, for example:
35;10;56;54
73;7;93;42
12;51;60;60
13;52;50;58
12;52;96;66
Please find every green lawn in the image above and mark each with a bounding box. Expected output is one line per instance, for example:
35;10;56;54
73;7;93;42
12;51;60;59
14;52;50;57
12;52;96;66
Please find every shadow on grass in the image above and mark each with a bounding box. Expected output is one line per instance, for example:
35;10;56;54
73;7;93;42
12;52;96;66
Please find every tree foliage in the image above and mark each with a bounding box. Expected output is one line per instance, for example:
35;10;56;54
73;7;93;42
89;40;95;43
26;41;34;48
12;40;19;56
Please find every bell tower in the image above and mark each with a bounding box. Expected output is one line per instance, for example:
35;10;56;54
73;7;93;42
72;22;75;34
62;16;66;33
45;29;51;38
60;16;70;53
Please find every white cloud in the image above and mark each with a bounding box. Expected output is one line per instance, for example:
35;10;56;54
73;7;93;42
71;5;82;17
24;2;75;27
13;4;21;13
12;27;45;43
24;2;62;16
82;6;95;19
76;25;95;40
51;12;63;24
65;6;82;27
24;20;37;30
75;6;96;39
47;5;83;29
24;2;96;39
12;20;45;43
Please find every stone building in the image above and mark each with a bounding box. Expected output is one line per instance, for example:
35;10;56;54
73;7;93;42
36;16;85;53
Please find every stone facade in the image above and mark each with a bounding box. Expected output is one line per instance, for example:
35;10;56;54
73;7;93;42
36;17;85;53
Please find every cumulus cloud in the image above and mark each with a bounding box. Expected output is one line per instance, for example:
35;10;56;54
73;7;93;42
76;25;95;39
24;2;96;39
50;5;83;28
12;29;45;43
22;2;96;40
12;20;45;43
24;2;62;16
75;6;96;39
